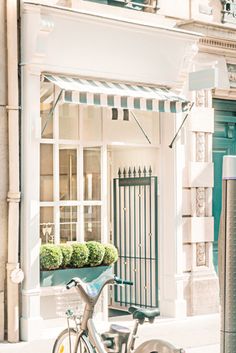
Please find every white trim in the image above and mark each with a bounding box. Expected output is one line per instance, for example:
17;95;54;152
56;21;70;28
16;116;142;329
40;201;103;207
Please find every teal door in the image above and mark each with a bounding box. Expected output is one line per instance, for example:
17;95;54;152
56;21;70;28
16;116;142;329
213;99;236;271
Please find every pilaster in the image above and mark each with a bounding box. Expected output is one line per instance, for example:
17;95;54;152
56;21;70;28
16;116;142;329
20;65;43;340
182;89;219;315
159;112;187;318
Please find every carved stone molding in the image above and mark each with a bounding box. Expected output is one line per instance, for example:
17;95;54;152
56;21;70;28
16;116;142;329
177;43;199;89
200;37;236;51
196;132;206;162
39;14;54;33
35;14;55;60
196;242;206;266
195;90;205;108
196;187;206;217
195;90;212;108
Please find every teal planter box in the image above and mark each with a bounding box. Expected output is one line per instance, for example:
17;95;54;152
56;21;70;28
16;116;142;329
40;266;112;287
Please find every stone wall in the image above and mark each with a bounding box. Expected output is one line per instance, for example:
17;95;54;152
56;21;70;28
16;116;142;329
182;90;219;315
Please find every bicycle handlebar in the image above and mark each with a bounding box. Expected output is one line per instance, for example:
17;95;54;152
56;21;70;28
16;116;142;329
66;279;76;289
66;275;133;290
114;276;133;286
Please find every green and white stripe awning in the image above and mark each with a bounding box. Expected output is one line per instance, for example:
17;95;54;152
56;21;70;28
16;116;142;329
44;74;189;113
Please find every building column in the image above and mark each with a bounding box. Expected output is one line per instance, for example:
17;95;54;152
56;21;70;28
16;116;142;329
20;65;43;340
182;89;219;315
159;112;187;318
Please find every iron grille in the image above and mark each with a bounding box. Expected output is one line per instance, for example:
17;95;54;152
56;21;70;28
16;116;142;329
113;166;158;308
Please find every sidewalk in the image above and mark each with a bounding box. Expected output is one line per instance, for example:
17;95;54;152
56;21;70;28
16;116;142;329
0;313;220;353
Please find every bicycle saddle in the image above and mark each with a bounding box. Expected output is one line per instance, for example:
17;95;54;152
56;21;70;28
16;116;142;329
128;306;160;323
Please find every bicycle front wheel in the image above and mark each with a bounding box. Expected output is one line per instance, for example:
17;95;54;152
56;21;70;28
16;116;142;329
52;328;93;353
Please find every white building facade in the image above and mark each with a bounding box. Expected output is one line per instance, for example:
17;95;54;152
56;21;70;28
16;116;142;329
3;0;236;343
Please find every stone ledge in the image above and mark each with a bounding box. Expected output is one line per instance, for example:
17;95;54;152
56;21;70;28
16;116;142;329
184;162;214;188
183;217;214;243
189;107;214;133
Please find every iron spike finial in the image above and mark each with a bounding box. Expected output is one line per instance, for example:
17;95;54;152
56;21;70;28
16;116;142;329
143;166;147;176
118;168;121;178
123;168;126;178
138;166;141;177
128;167;132;177
149;166;152;176
133;167;136;177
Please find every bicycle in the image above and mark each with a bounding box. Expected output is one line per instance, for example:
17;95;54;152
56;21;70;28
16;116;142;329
52;271;185;353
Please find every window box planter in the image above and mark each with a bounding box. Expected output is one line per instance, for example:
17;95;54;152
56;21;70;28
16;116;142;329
40;265;113;287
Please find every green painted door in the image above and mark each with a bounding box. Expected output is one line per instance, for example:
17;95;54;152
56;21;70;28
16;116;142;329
213;99;236;271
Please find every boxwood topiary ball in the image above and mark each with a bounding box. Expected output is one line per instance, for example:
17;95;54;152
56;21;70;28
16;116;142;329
59;243;73;268
86;241;105;267
103;244;119;265
40;244;63;270
70;243;89;268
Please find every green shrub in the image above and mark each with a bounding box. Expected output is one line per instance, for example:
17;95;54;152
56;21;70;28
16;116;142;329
70;243;89;268
40;244;63;270
59;243;73;268
86;241;105;267
103;244;119;265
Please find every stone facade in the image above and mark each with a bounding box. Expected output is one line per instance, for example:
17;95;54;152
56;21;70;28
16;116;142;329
182;93;219;315
2;0;236;342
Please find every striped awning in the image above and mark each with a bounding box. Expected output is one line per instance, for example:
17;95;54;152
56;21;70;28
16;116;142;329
44;74;189;113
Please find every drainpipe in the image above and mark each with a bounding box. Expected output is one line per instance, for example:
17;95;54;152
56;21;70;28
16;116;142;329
6;0;22;343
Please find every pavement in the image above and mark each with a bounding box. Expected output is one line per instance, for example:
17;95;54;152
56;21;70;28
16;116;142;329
0;313;220;353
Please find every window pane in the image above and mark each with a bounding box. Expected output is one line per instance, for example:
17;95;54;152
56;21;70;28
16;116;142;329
84;206;101;242
103;109;160;145
40;144;53;201
60;206;78;243
83;148;101;200
40;207;54;244
82;106;102;141
59;148;77;200
40;81;54;139
59;104;79;140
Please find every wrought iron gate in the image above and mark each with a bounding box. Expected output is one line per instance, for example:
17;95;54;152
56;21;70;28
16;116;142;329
113;167;158;308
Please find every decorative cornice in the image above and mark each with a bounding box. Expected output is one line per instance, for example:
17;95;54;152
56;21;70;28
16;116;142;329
199;37;236;53
213;87;236;99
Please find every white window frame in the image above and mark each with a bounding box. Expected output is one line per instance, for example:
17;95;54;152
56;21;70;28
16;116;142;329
39;92;106;244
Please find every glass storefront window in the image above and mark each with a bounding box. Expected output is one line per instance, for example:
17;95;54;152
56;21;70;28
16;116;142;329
40;82;54;139
84;148;101;201
84;206;101;242
60;206;78;243
82;106;102;141
59;148;77;200
40;207;54;244
40;144;53;201
103;109;159;145
40;81;105;245
59;104;80;140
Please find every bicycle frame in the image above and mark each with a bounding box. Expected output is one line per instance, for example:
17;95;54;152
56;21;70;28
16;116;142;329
65;315;108;353
65;303;138;353
60;275;184;353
